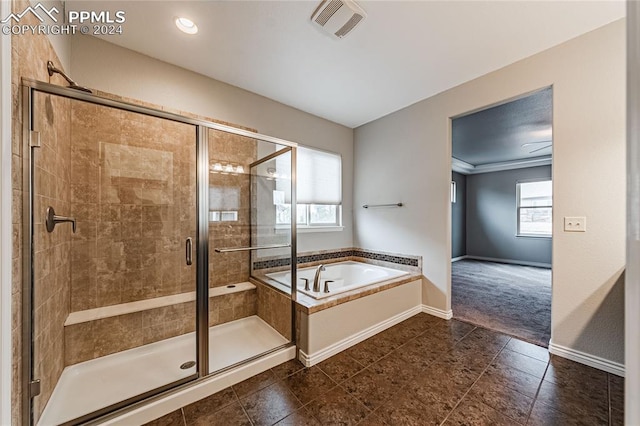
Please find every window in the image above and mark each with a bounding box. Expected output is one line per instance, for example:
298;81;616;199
517;180;552;237
275;147;342;228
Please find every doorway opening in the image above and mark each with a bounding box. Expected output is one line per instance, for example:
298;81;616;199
450;87;552;347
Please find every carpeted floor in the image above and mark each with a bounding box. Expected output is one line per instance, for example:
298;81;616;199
452;259;551;347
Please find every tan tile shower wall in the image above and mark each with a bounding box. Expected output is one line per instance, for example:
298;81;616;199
68;103;197;312
65;289;257;364
10;0;74;421
208;130;254;287
31;92;72;420
255;281;292;340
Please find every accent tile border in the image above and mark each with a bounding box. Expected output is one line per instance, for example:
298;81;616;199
252;248;420;271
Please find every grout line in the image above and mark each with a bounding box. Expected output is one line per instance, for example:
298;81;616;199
179;408;187;426
438;336;511;426
525;359;550;423
232;385;256;426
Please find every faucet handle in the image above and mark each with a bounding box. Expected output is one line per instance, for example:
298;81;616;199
300;278;310;291
323;280;333;293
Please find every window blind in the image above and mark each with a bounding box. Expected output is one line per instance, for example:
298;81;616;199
276;147;342;205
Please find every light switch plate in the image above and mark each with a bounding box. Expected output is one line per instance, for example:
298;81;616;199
564;216;586;232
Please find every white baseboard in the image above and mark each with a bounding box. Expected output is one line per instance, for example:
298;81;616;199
548;341;625;377
466;255;551;269
421;305;453;320
451;255;468;263
298;305;422;367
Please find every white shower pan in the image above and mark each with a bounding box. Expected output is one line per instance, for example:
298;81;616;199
38;316;288;426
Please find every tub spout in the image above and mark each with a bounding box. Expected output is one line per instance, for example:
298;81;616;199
313;264;326;292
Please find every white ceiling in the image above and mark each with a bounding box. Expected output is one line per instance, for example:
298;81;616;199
75;1;625;128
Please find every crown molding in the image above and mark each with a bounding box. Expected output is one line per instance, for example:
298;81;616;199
452;155;552;175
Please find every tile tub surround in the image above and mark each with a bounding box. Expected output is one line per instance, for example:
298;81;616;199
145;314;624;426
252;247;422;274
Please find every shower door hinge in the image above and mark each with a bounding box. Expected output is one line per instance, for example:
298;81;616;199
29;379;41;398
29;131;41;148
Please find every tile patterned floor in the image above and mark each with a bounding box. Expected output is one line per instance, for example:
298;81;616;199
145;314;624;426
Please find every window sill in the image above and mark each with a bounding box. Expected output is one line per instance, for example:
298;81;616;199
275;226;344;234
516;234;552;239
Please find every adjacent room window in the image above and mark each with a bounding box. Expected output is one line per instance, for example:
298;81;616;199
517;180;552;237
275;147;342;228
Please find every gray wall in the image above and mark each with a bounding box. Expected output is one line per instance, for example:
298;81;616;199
466;166;552;265
451;172;467;258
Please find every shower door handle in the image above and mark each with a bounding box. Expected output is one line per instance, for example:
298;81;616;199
186;237;193;266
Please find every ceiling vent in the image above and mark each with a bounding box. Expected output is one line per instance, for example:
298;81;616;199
311;0;366;39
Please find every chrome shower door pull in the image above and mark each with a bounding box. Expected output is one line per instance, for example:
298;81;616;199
45;207;76;233
186;237;193;266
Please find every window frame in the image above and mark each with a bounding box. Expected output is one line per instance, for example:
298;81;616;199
275;203;342;228
516;179;553;238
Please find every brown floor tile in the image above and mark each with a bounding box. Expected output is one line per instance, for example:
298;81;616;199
182;387;236;423
527;400;585;426
274;407;321;425
318;351;365;383
492;348;548;378
396;344;439;372
358;411;388;425
418;320;474;346
441;343;497;373
271;359;306;379
232;369;277;398
544;354;607;388
609;373;624;413
458;327;511;352
240;380;301;426
468;376;534;423
185;401;251;426
345;335;396;366
535;378;608;424
368;353;419;386
306;385;370;425
426;358;483;388
505;338;549;362
341;368;398;410
479;363;543;398
444;395;516;426
374;392;436;426
143;317;617;426
143;409;185;426
282;366;336;404
405;379;460;424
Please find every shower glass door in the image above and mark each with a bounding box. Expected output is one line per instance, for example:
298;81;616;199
207;128;295;374
28;90;199;425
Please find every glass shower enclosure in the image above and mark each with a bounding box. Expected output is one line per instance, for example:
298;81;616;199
22;80;297;425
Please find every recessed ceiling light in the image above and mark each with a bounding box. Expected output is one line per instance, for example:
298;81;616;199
175;17;198;34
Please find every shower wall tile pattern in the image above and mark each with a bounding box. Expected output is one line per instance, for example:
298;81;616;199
65;289;257;364
208;128;255;289
31;92;72;421
69;104;197;312
10;0;75;420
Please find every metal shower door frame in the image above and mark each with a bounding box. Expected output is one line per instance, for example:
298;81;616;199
20;79;298;425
